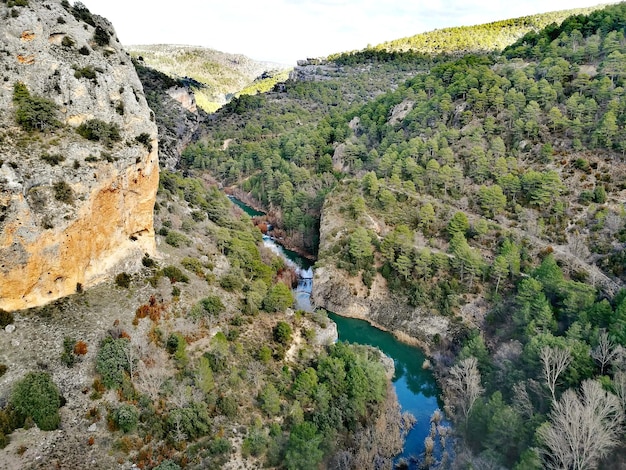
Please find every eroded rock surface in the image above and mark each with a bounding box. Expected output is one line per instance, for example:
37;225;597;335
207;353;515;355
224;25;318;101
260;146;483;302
0;0;158;311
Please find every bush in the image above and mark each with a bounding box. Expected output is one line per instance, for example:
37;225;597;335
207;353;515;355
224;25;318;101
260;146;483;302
273;321;292;345
162;266;189;283
135;133;152;152
73;65;97;81
200;296;224;316
165;231;190;247
71;1;96;26
220;273;244;292
13;82;59;132
0;309;14;328
76;119;121;146
217;395;238;418
153;461;181;470
142;253;156;268
10;372;61;431
95;337;130;389
61;35;74;47
93;26;110;47
181;257;204;275
263;283;294;312
53;181;74;204
114;404;138;433
60;336;77;367
167;402;211;439
41;153;65;165
115;272;131;288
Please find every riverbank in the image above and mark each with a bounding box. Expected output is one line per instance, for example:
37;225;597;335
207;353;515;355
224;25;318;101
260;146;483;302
226;191;318;262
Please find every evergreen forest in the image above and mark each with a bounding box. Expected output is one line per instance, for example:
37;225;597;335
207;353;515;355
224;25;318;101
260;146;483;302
177;2;626;467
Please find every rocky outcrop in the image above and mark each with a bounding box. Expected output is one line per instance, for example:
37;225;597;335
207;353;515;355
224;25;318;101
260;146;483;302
133;62;203;170
0;1;158;311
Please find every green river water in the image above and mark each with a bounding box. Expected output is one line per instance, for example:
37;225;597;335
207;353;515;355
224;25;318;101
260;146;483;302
230;196;448;466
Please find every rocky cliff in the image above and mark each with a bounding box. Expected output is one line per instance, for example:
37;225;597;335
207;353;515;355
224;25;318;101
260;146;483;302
133;60;204;170
0;0;158;311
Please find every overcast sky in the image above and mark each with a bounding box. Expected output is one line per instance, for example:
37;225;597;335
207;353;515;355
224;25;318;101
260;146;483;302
81;0;613;65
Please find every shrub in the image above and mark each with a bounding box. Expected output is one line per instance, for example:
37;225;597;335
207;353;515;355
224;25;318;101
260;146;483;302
73;65;97;81
200;296;224;316
53;181;74;204
61;35;74;48
162;266;189;283
220;273;244;292
181;257;204;276
115;272;131;288
0;309;14;328
13;82;59;132
41;153;65;165
208;437;232;455
78;45;90;56
167;402;211;439
60;336;77;367
263;283;294;312
74;341;88;355
95;337;130;389
165;231;190;248
114;404;138;433
93;26;110;47
135;132;152;152
0;364;7;378
153;461;181;470
217;395;238;418
142;253;156;268
71;1;95;26
76;119;121;146
10;372;61;431
273;321;292;345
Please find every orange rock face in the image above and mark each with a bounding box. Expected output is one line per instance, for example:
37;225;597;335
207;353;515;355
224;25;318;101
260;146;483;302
0;0;160;311
0;144;158;311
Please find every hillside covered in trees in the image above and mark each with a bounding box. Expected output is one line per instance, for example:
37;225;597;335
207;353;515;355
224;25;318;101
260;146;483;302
128;45;290;112
178;2;626;467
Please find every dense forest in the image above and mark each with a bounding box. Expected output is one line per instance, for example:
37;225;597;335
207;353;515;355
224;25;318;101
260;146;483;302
179;2;626;468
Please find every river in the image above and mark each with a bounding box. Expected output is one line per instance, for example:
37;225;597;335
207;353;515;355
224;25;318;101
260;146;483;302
230;196;449;467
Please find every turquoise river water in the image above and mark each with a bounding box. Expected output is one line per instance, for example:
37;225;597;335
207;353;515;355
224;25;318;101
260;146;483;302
229;196;448;466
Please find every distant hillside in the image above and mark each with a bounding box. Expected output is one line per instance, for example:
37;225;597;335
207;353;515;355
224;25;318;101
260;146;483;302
128;44;291;112
371;5;606;55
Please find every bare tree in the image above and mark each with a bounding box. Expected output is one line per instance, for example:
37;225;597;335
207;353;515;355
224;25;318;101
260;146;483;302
447;357;483;420
540;346;571;402
592;330;620;375
613;370;626;413
135;347;169;400
512;381;535;419
538;379;624;470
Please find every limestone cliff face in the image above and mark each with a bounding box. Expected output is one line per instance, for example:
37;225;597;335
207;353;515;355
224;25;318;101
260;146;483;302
0;0;158;311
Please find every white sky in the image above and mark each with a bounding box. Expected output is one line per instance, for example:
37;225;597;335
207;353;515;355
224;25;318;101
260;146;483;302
80;0;614;65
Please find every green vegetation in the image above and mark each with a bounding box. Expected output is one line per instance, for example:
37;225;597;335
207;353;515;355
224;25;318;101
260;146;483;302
129;45;291;112
370;5;603;56
10;372;61;431
53;181;74;204
69;1;95;27
172;3;626;467
76;119;121;145
12;82;59;132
